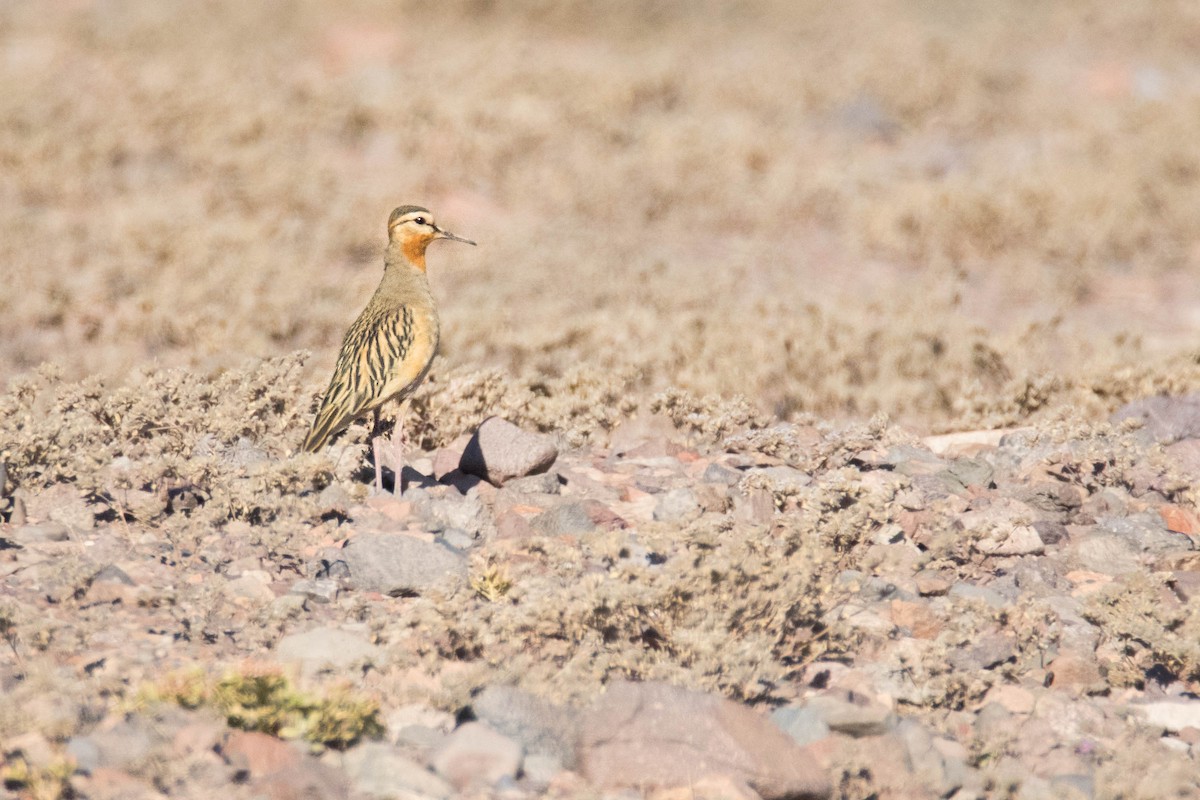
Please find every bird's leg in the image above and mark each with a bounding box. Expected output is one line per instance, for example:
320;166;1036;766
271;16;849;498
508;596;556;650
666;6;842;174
389;403;409;495
370;408;384;494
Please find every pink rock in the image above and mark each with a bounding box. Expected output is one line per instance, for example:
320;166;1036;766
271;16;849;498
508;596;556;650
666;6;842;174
430;722;522;790
579;681;830;800
1164;438;1200;476
1168;571;1200;602
922;429;1019;457
220;731;348;799
72;767;155;800
982;684;1036;715
254;759;347;799
889;599;943;639
434;433;473;481
172;714;227;759
974;524;1045;556
1159;504;1200;536
608;412;683;457
1047;653;1105;696
220;731;301;776
365;495;413;522
734;487;775;524
495;511;537;539
649;774;761;800
581;499;628;530
914;573;951;596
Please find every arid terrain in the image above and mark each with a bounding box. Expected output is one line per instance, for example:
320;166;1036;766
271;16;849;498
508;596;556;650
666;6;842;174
4;1;1200;798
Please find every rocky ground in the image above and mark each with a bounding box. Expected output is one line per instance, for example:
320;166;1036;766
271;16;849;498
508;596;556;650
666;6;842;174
6;1;1200;798
3;371;1200;799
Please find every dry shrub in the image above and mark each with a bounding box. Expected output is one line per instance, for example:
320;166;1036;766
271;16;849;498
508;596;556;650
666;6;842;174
363;418;906;706
1084;572;1200;686
410;363;643;449
383;516;853;705
0;353;337;530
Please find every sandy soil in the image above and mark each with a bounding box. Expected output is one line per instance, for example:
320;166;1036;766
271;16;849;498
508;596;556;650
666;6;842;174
4;1;1200;798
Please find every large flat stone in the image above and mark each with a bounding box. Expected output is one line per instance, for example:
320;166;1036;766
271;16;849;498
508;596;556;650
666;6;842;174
578;681;830;800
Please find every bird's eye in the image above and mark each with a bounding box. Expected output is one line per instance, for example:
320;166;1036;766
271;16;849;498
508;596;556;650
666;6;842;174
413;217;426;225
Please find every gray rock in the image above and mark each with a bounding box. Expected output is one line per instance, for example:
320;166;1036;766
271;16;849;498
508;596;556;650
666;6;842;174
1006;559;1062;596
65;736;102;773
945;457;994;489
26;483;94;531
894;719;969;796
1101;513;1184;556
1040;595;1101;651
92;565;135;585
439;528;475;551
948;582;1012;609
318;558;351;581
522;753;565;787
472;685;579;768
1050;775;1095;800
460;417;558;486
342;741;452;800
67;719;156;771
877;444;947;476
494;484;558;516
652;487;700;523
342;532;466;596
430;722;522;790
316;483;351;516
394;724;447;755
578;681;830;800
836;571;914;602
702;462;741;486
275;626;382;671
1111;394;1200;445
745;465;812;493
770;705;831;746
1017;481;1083;513
415;493;488;538
1068;533;1140;575
1135;700;1200;732
1080;488;1129;518
289;578;339;604
948;633;1016;671
11;522;71;544
503;472;562;495
531;502;596;536
803;694;895;737
1032;519;1067;545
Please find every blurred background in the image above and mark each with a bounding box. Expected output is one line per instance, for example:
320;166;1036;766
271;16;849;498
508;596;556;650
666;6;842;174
4;0;1200;432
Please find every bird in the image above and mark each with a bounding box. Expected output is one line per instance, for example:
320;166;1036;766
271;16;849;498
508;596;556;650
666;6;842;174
302;205;475;492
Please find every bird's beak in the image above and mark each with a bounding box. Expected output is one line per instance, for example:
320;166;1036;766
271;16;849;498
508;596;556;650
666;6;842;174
434;226;476;246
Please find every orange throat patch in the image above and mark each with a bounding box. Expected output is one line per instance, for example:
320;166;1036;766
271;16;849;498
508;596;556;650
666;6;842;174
400;235;431;272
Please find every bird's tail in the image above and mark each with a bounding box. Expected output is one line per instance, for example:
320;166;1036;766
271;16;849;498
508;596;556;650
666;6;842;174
302;405;344;452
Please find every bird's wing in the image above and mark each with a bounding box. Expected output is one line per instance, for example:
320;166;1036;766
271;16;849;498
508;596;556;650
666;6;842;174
302;306;429;452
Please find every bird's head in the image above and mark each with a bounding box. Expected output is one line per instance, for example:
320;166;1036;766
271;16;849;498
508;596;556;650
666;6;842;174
386;205;475;271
